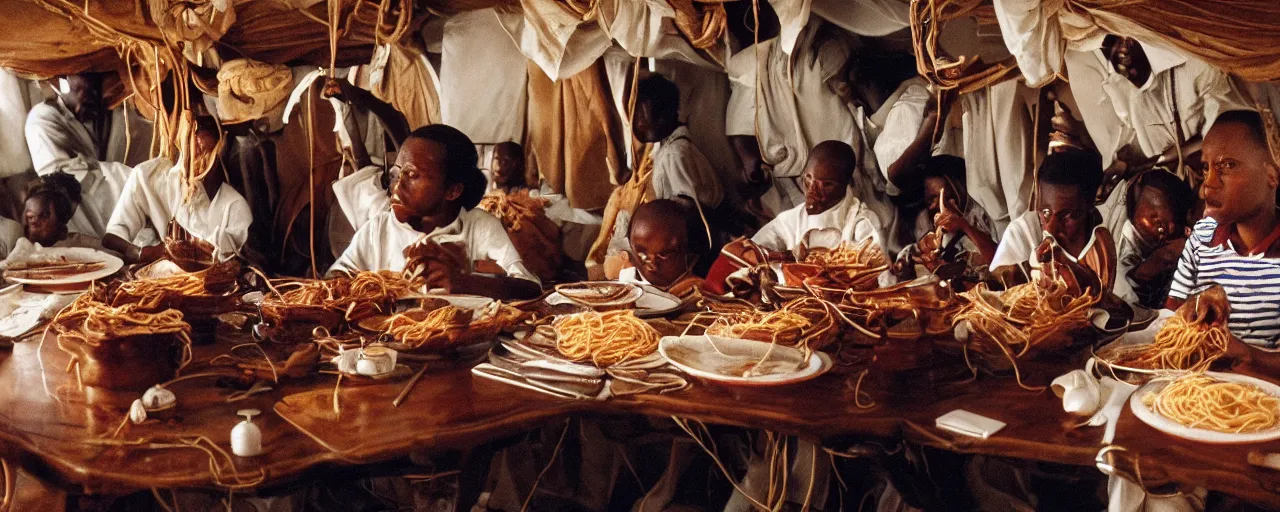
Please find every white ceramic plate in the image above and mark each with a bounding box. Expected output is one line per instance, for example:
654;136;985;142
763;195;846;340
658;335;831;386
1130;371;1280;444
4;248;123;286
1094;310;1175;375
551;282;644;308
546;284;681;318
424;294;495;312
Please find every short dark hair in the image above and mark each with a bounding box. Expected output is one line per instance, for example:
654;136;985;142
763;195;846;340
406;124;486;209
1037;149;1103;199
636;74;680;117
1125;170;1195;226
921;155;966;184
1210;109;1270;154
628;198;708;262
32;171;82;206
25;178;77;225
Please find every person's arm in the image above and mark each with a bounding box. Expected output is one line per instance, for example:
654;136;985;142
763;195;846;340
448;273;541;300
990;214;1035;272
103;164;162;264
322;79;411;147
467;212;543;300
326;219;376;277
880;92;946;198
1162;226;1202;311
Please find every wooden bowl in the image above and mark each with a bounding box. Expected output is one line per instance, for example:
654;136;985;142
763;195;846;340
57;333;182;392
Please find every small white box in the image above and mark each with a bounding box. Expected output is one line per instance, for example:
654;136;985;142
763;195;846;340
936;409;1007;439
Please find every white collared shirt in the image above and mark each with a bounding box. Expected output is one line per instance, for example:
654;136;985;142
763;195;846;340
992;210;1136;302
105;158;252;262
651;126;723;208
0;216;21;259
751;188;882;253
1064;39;1248;168
327;208;540;286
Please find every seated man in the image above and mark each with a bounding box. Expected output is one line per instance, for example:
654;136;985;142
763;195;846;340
1168;110;1280;354
751;140;883;256
103;116;252;264
633;74;724;210
20;172;109;253
25;73;131;237
489;141;530;194
991;149;1131;300
1118;170;1195;309
907;155;999;270
328;124;542;300
620;199;706;297
596;74;724;278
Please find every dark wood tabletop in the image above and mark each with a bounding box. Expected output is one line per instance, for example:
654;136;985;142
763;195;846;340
2;331;1280;507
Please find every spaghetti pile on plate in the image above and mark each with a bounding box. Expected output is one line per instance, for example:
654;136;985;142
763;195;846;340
552;310;659;366
1111;286;1231;372
1143;373;1280;434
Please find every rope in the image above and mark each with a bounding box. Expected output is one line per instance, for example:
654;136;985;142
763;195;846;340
520;420;572;512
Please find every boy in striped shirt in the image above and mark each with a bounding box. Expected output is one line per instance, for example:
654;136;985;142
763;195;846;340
1168;110;1280;353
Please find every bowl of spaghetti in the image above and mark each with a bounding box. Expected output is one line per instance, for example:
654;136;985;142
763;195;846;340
376;300;515;354
107;259;242;316
52;294;193;392
1132;372;1280;443
1095;286;1232;378
259;271;418;331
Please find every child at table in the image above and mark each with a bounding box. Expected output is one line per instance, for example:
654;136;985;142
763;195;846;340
618;199;707;298
991;149;1134;301
906;155;999;270
17;172;110;254
1117;170;1195;309
1168;109;1280;356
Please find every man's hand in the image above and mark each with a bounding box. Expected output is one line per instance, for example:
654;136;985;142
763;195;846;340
137;244;166;264
320;77;353;102
934;197;968;235
1132;237;1187;282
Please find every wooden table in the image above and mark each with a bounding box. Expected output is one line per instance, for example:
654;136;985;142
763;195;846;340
2;332;1279;507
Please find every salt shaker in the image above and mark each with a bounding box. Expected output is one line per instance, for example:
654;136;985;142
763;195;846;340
231;409;263;457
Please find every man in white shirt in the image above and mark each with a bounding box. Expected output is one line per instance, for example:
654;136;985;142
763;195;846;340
24;74;133;238
1064;35;1249;233
328;124;541;300
0;216;21;260
102;116;252;264
633;74;724;210
726;19;874;217
752;140;883;254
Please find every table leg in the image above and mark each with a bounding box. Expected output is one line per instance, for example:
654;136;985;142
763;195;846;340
456;443;499;512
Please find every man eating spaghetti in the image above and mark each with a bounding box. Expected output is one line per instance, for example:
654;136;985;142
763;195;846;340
327;124;542;300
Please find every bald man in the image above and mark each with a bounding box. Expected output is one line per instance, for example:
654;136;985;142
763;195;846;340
751;140;883;254
620;199;705;296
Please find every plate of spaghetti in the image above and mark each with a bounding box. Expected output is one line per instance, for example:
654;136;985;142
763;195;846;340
3;247;122;286
1132;372;1280;443
551;310;661;367
370;300;514;354
1096;286;1232;375
658;335;831;386
259;271;419;328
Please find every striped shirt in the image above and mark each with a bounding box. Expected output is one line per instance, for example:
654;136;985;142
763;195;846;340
1170;218;1280;349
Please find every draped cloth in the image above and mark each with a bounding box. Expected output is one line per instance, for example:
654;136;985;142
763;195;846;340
525;60;623;211
993;0;1280;85
361;44;441;130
